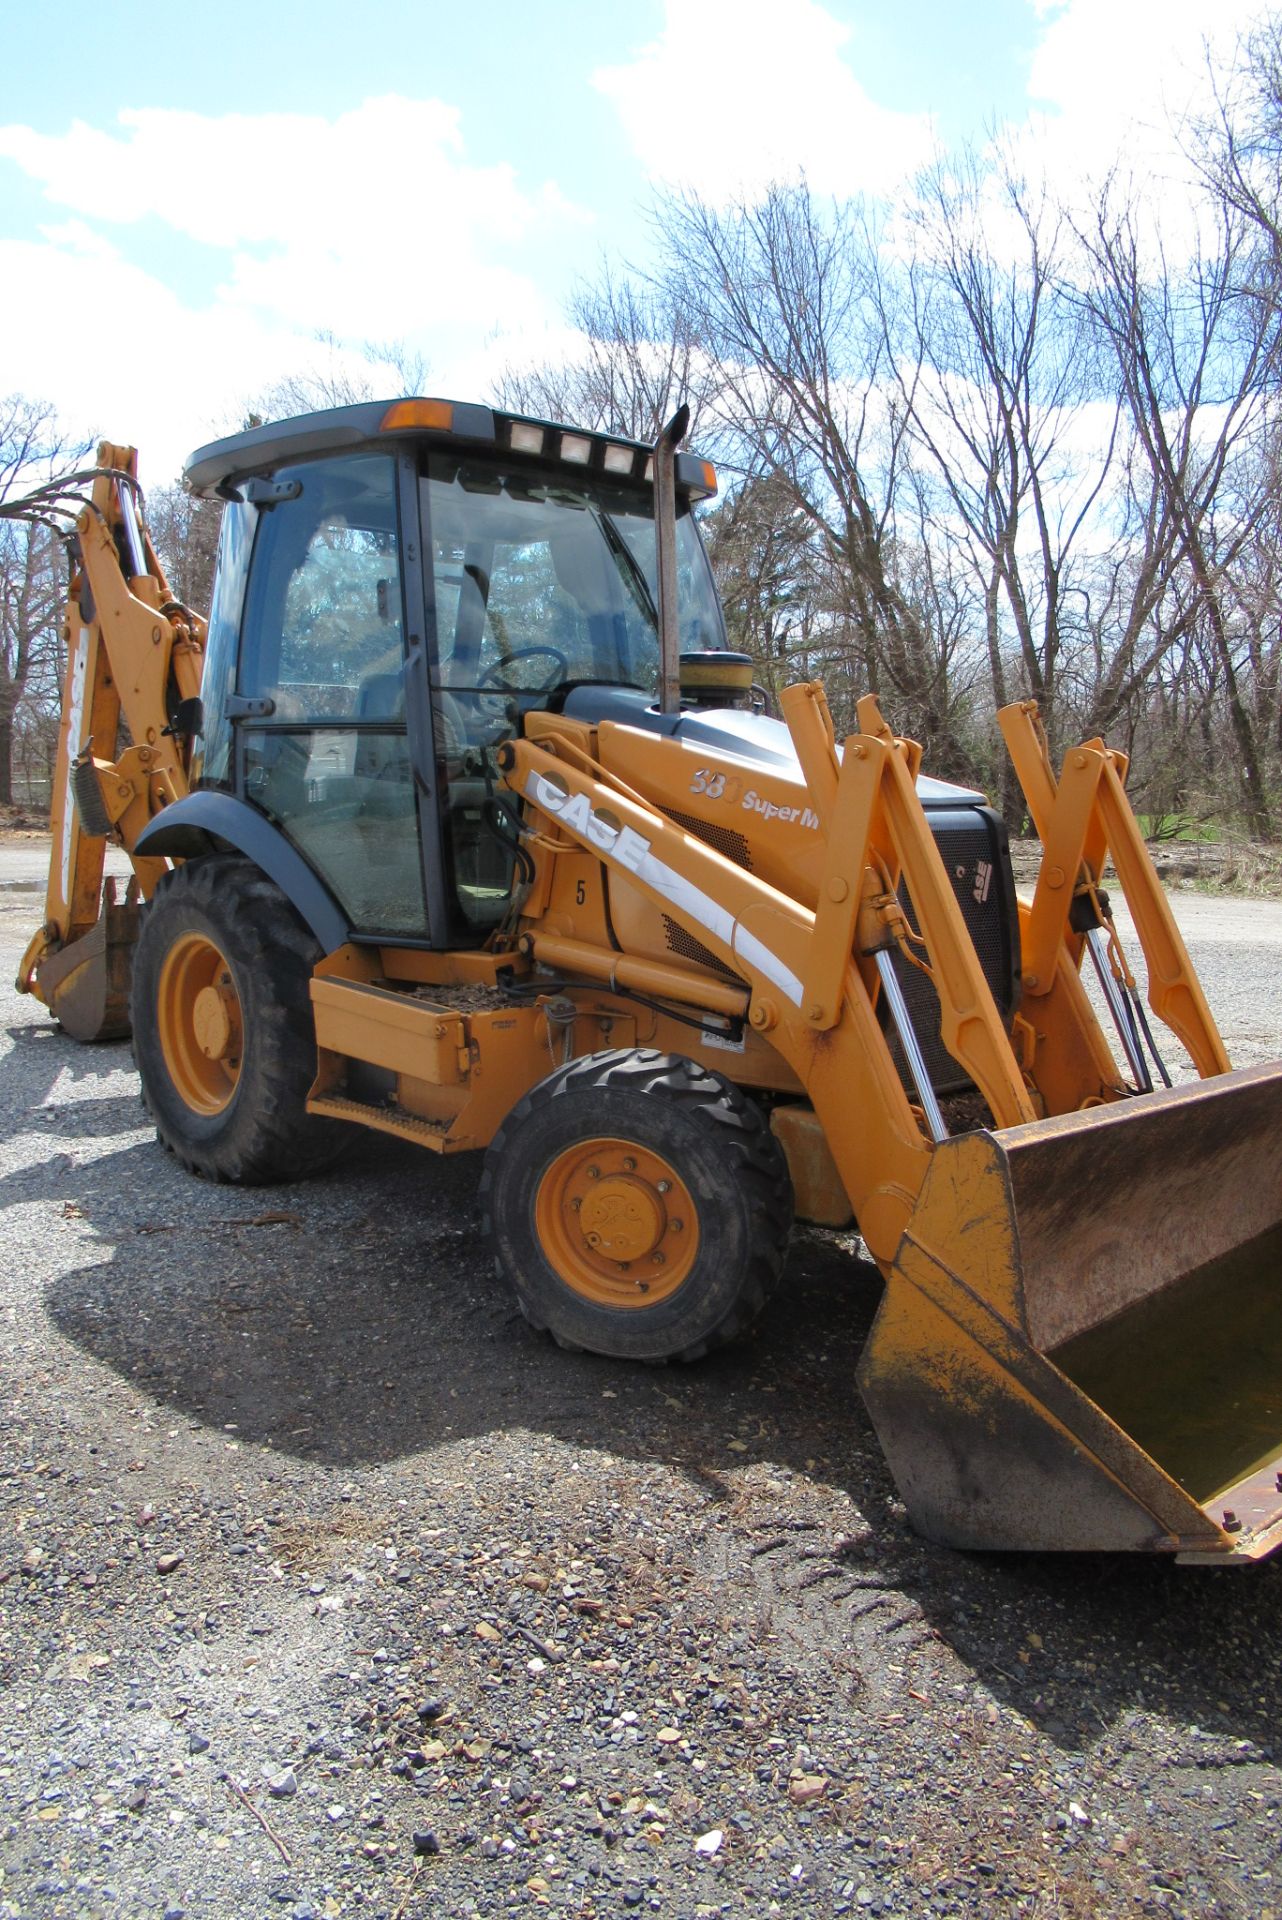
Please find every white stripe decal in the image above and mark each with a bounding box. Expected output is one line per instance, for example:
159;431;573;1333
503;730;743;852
732;926;804;1006
523;766;804;1006
633;849;735;948
60;628;91;901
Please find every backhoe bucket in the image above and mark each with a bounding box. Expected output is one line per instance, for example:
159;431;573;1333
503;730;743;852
858;1063;1282;1561
34;889;140;1042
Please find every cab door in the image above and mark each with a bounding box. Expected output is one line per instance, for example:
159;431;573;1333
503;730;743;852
230;450;433;939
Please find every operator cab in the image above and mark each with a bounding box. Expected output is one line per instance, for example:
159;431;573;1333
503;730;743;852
424;446;724;933
186;398;724;948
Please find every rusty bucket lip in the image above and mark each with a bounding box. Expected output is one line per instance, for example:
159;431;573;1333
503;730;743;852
998;1070;1282;1562
972;1059;1282;1355
988;1057;1282;1149
1174;1450;1282;1564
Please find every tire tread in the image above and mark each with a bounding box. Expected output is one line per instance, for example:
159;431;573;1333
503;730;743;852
480;1048;791;1362
132;855;346;1185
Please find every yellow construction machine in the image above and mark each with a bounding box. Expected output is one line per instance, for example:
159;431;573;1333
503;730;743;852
9;399;1282;1560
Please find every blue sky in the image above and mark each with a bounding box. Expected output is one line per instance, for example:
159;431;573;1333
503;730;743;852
0;0;1257;483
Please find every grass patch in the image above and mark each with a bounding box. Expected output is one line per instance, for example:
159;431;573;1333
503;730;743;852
1134;813;1222;844
1189;839;1282;897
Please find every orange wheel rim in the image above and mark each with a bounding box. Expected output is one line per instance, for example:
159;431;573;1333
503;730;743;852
156;932;243;1116
534;1136;699;1308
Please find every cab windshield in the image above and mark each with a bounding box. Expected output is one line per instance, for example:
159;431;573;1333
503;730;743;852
424;455;725;700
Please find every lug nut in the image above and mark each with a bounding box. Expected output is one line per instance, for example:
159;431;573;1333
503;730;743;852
622;1156;636;1172
669;1219;684;1233
652;1252;666;1266
586;1165;600;1180
656;1179;670;1193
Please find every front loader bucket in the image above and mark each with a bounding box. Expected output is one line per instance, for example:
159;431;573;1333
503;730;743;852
858;1063;1282;1561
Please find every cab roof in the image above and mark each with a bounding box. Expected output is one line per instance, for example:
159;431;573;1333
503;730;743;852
184;397;719;503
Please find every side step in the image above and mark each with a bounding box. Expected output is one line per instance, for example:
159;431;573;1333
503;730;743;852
306;970;641;1157
307;1091;458;1152
308;974;472;1148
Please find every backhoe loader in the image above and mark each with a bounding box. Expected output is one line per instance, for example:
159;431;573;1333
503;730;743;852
9;396;1282;1561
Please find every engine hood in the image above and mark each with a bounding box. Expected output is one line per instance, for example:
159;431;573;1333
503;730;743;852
560;685;987;808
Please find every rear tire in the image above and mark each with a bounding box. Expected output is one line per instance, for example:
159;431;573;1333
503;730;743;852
130;854;346;1183
480;1049;792;1361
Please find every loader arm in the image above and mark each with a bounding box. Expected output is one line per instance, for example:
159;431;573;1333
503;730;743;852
508;682;1282;1561
1000;699;1230;1091
15;442;206;1039
506;684;1036;1267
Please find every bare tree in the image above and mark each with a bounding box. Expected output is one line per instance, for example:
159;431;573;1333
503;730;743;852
882;147;1125;796
0;396;85;807
1196;20;1282;315
245;332;429;428
701;471;816;702
1075;186;1280;836
495;268;721;448
653;180;970;761
148;483;223;617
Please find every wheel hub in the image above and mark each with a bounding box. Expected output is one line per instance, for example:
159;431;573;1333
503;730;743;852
156;933;243;1115
535;1137;699;1308
580;1177;664;1261
192;984;234;1061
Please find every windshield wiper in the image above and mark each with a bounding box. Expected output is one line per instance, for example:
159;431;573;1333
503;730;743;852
590;509;659;630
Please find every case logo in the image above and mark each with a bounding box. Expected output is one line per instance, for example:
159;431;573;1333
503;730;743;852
525;771;652;872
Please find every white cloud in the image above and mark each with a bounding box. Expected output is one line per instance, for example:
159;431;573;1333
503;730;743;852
593;0;933;204
0;225;278;483
0;96;585;338
1019;0;1264;197
0;97;592;480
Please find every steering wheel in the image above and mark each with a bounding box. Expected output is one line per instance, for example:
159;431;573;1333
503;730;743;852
477;646;568;694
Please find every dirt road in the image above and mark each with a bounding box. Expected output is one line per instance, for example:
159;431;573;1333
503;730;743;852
2;846;1280;1919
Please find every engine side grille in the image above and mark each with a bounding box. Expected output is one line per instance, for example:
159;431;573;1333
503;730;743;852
664;807;754;871
661;914;738;977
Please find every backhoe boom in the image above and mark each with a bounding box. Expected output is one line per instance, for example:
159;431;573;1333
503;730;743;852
15;442;205;1038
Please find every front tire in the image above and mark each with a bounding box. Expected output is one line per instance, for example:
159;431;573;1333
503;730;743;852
130;855;346;1183
480;1049;792;1361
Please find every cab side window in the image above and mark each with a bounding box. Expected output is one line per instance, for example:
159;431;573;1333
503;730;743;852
240;454;404;716
233;453;428;937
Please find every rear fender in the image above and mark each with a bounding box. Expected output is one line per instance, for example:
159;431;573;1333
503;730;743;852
135;792;349;954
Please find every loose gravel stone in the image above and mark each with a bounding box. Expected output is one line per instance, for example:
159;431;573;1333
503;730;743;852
1;856;1281;1919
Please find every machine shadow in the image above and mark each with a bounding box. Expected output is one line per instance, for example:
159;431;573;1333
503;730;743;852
11;1018;1281;1761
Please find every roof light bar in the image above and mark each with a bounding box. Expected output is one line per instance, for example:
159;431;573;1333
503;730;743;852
499;413;716;499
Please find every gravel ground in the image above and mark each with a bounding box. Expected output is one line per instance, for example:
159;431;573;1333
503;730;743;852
2;846;1282;1920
